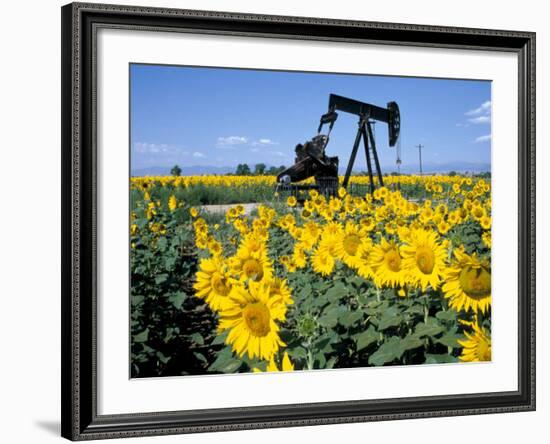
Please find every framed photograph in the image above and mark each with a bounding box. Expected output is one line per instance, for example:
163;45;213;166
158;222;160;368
61;2;536;440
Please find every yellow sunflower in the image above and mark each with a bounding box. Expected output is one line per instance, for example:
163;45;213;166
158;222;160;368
448;211;459;225
356;238;374;280
253;351;295;373
370;238;406;288
268;278;293;306
168;195;177;211
319;221;341;239
311;245;335;276
231;252;273;283
480;215;491;230
334;222;364;268
218;282;286;361
401;229;448;291
194;257;234;311
482;231;491;248
437;220;451;235
238;233;267;258
458;321;491;362
360;217;376;232
278;254;297;273
442;249;491;313
470;205;486;221
207;237;223;256
292;243;308;269
226;207;238;221
301;221;321;249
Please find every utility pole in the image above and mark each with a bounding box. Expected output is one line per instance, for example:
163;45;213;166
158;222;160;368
415;144;424;176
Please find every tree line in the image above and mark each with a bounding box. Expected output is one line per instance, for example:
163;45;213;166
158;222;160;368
170;164;287;176
234;163;286;176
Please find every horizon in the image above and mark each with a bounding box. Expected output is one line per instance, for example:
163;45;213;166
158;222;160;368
130;161;491;177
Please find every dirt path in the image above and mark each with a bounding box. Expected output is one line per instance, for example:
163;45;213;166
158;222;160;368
200;203;261;216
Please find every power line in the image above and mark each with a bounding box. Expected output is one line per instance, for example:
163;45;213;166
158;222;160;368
415;144;424;176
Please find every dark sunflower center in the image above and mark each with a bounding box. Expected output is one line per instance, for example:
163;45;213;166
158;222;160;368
385;249;402;272
459;265;491;299
473;207;484;218
248;240;262;252
242;259;264;281
211;272;230;296
243;302;271;337
415;246;435;274
343;234;361;255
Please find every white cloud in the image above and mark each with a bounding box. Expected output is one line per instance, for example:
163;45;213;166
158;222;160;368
475;134;491;143
465;100;491;116
468;115;491;125
193;151;205;158
274;151;287;157
217;136;248;146
133;142;172;153
250;148;260;153
252;138;278;146
458;100;491;127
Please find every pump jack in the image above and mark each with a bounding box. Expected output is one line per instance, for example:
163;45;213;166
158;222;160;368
277;94;401;195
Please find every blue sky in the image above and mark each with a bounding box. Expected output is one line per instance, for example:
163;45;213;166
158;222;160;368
130;64;491;174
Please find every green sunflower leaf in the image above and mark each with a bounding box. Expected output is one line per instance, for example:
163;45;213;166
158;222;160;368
134;328;149;343
325;283;349;302
211;331;228;345
425;353;460;364
353;326;379;351
167;291;186;309
190;332;205;346
435;310;458;323
436;333;465;348
415;318;445;337
339;310;364;327
378;313;403;330
368;336;403;365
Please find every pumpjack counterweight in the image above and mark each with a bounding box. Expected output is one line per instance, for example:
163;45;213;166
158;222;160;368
277;94;401;196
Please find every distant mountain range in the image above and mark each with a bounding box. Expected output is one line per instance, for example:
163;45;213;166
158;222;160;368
381;161;491;175
131;161;490;177
131;165;235;176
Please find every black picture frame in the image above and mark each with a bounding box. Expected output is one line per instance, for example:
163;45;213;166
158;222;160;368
61;2;536;440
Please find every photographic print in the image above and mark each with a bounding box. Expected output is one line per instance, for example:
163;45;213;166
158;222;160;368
129;64;492;378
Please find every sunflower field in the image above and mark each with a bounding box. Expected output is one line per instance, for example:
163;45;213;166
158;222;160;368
130;175;492;377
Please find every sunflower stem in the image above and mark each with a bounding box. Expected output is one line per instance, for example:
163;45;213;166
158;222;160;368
424;300;429;324
306;347;314;370
423;294;430;351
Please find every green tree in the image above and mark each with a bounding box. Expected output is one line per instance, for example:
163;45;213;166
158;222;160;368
236;163;251;175
267;165;287;175
170;165;182;176
254;163;267;175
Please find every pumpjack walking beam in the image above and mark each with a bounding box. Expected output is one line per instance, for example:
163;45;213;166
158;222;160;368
320;94;400;192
